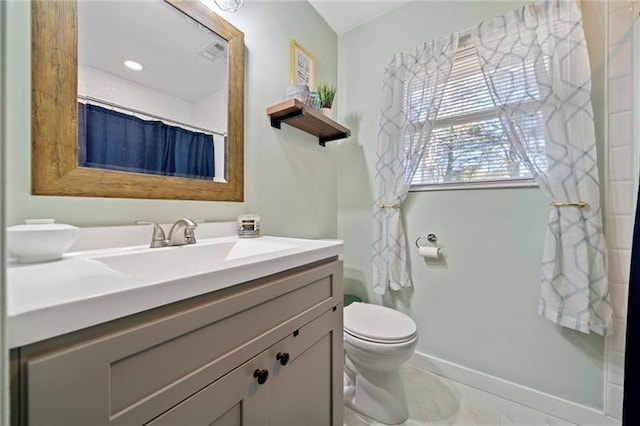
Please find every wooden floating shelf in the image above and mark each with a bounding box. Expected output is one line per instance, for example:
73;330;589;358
266;99;351;146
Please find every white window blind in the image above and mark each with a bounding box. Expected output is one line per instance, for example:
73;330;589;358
407;38;547;188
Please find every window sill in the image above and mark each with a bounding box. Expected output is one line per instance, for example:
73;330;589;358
409;180;538;192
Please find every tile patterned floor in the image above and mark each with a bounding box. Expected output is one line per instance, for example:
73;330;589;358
344;365;576;426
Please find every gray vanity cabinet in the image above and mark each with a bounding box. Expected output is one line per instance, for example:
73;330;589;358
11;258;344;426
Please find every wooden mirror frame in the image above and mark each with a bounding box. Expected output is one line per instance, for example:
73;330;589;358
32;0;244;201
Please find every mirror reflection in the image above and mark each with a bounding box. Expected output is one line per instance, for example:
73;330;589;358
77;0;228;182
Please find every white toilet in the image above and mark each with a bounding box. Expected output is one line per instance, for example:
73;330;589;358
343;302;418;425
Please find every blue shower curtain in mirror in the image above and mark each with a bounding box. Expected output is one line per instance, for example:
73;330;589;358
78;103;214;180
623;183;640;424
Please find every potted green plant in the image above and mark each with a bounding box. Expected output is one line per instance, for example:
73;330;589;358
317;83;336;119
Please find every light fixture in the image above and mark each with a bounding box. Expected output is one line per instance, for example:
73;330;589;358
212;0;244;13
123;60;144;71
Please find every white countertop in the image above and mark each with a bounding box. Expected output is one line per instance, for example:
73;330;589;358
7;234;343;348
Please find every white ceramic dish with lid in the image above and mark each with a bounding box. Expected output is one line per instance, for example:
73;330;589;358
7;219;78;263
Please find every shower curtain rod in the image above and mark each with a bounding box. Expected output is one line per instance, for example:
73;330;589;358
78;95;227;137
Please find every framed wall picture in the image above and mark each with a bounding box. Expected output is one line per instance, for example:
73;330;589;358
290;40;315;88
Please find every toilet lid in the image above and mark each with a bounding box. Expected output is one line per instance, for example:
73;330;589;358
344;303;417;343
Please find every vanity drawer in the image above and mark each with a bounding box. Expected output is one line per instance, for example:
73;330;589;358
13;258;343;426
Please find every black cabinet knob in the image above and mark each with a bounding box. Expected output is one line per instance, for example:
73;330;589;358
253;369;269;385
276;352;290;366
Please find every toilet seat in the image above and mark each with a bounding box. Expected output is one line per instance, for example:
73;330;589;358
343;302;417;344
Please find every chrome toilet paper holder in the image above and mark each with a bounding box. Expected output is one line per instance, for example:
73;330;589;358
415;233;437;248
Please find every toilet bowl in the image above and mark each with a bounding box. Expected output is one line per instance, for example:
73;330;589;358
343;302;418;425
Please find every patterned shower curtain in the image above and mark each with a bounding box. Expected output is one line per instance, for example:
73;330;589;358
472;0;610;334
78;103;215;180
372;34;458;295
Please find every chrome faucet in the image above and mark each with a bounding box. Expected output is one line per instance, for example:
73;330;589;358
136;218;198;248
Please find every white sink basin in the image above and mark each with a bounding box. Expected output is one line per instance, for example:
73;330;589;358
88;238;297;279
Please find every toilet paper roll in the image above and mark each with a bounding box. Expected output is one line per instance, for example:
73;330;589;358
418;246;441;258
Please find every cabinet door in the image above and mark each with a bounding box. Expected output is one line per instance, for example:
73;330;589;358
147;351;270;426
268;306;343;426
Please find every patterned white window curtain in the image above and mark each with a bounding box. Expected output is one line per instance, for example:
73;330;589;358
372;34;458;295
472;0;611;334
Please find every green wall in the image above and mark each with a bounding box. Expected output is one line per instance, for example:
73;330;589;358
337;0;606;409
4;0;338;239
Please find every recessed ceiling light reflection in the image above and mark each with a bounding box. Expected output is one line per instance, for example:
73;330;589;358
123;60;144;71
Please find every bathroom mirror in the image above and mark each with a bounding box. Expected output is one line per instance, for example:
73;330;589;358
77;1;229;183
32;0;244;201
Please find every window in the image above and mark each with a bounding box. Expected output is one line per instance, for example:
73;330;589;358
407;38;547;189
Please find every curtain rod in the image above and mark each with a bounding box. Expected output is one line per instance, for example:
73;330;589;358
77;95;227;137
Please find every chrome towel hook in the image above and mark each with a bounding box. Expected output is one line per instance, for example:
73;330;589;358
415;233;438;248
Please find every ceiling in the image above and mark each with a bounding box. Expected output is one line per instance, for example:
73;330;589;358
307;0;410;35
78;1;227;103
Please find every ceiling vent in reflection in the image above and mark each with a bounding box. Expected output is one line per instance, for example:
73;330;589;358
200;41;226;62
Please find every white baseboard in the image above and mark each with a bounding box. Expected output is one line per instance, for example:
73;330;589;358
408;351;620;426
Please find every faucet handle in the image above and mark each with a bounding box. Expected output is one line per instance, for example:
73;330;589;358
135;220;167;248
